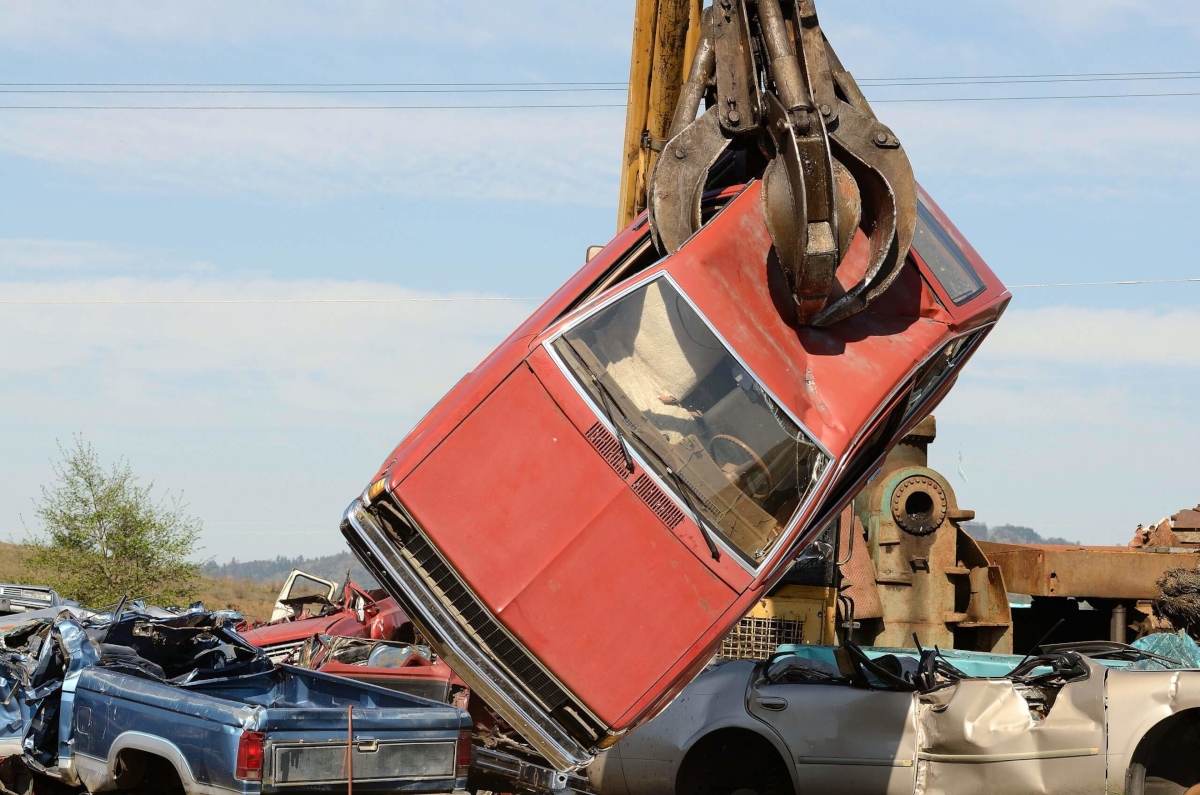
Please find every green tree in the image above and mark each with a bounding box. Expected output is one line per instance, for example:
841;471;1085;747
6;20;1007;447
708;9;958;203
23;436;204;607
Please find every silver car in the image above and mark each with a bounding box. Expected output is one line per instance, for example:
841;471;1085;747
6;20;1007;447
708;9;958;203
588;641;1200;795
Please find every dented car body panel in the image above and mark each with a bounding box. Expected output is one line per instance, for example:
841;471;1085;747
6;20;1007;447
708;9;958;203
592;644;1200;795
343;182;1008;769
0;608;470;794
239;573;410;663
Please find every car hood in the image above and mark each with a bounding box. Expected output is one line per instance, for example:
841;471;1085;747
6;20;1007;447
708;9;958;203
394;363;737;724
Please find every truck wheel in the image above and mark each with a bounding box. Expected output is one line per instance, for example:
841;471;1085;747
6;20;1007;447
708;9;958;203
123;755;185;795
676;729;793;795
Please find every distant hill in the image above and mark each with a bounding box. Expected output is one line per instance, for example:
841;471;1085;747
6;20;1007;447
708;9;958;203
203;549;377;589
962;522;1078;546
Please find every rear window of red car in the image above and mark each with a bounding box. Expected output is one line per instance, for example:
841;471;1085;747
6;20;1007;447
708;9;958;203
912;202;985;305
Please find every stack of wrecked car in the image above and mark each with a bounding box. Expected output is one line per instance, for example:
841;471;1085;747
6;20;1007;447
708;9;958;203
0;604;470;795
237;569;410;663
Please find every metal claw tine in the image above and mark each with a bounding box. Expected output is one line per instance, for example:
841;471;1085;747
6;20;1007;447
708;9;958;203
647;0;917;326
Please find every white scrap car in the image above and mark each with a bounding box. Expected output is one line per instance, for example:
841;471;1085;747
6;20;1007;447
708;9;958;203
587;640;1200;795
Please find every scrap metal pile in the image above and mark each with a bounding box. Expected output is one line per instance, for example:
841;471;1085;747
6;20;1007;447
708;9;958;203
0;603;471;795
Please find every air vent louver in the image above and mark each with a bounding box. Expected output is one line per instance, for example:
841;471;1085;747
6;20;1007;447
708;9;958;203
585;422;631;478
631;474;685;529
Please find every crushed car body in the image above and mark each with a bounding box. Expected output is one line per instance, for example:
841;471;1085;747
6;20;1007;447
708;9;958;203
588;637;1200;795
0;585;75;618
0;605;470;794
238;569;410;663
295;635;593;794
343;176;1009;769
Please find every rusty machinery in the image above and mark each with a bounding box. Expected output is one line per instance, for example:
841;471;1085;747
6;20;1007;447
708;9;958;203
619;0;916;327
723;416;1200;658
723;416;1013;658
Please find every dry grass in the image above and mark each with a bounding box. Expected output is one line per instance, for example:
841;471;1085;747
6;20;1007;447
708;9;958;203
0;540;281;622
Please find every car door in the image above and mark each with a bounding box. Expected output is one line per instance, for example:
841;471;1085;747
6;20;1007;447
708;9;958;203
748;677;918;795
270;570;339;622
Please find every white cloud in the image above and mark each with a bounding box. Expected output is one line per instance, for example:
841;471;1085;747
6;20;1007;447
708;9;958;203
0;277;537;423
0;238;212;274
980;305;1200;367
884;104;1200;185
1007;0;1200;36
929;305;1200;430
0;105;623;204
0;1;632;50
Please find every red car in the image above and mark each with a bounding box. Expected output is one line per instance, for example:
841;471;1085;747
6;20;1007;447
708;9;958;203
342;182;1008;770
238;569;411;662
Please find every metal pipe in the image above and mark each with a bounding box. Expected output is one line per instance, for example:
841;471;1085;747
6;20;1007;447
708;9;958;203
668;7;716;139
754;0;810;113
1110;603;1128;643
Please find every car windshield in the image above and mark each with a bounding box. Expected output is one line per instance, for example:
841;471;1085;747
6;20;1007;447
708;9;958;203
553;277;829;567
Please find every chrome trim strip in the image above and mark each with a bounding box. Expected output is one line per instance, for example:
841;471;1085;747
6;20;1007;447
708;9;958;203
341;499;592;772
796;756;914;767
917;747;1098;764
541;270;835;574
372;494;607;731
269;739;457;786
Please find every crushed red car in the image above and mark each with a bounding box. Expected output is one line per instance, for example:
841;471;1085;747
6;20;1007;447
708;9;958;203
238;569;411;662
341;181;1008;769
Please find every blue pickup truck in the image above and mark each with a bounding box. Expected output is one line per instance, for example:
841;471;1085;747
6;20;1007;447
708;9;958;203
3;606;471;795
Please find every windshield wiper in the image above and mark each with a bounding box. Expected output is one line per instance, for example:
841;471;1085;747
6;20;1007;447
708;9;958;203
564;338;721;561
565;339;634;474
662;464;721;562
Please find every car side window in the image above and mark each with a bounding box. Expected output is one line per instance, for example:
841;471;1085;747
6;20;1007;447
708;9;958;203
912;201;985;305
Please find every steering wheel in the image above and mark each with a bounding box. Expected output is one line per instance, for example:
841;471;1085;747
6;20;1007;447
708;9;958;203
707;434;773;500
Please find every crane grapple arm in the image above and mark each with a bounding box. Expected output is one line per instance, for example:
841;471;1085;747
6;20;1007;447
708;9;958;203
626;0;917;327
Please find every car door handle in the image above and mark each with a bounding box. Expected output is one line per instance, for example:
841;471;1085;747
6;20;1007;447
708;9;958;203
757;697;788;711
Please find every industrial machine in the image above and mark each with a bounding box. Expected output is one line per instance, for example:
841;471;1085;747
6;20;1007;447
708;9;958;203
722;416;1013;658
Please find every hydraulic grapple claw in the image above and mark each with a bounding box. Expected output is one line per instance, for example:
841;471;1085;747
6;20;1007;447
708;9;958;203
647;0;918;327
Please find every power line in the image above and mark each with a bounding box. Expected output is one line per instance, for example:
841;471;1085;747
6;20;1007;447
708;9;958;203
3;279;1198;305
0;81;627;88
6;91;1200;111
1011;277;1200;288
860;74;1200;88
5;70;1199;88
0;104;627;110
873;91;1200;104
0;87;628;95
0;297;542;305
859;69;1200;82
6;75;1200;95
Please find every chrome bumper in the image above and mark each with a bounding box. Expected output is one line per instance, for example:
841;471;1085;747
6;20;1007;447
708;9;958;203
340;499;593;772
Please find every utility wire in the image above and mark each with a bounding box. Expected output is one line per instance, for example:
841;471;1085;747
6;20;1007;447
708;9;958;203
0;297;543;305
7;92;1200;110
0;87;628;95
0;104;628;110
3;280;1198;305
5;70;1199;88
1011;277;1200;288
6;75;1200;94
873;91;1200;104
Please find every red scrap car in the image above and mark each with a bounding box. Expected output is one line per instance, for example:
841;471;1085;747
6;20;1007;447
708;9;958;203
342;182;1008;770
238;569;411;662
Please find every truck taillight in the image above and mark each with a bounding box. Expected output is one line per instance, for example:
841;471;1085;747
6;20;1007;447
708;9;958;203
236;731;265;781
456;728;473;779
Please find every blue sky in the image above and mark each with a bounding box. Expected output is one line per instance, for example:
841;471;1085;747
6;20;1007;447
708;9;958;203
2;1;1199;561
